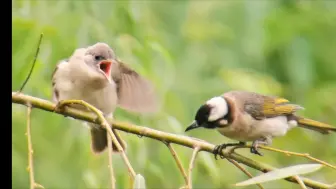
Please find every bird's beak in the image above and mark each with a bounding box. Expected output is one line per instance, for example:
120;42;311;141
98;60;113;83
185;120;200;132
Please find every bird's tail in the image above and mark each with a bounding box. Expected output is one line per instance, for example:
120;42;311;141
295;116;336;134
89;123;127;154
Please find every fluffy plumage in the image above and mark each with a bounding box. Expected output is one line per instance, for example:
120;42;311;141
185;90;336;156
52;42;158;154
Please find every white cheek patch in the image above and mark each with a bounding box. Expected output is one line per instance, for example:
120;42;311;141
206;96;228;122
218;119;228;125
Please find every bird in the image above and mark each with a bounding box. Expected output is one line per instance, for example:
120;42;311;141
51;42;158;154
185;90;336;158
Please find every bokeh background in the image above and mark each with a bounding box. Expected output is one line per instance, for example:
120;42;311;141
12;0;336;188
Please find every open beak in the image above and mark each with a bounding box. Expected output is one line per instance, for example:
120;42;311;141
185;120;200;132
98;60;113;83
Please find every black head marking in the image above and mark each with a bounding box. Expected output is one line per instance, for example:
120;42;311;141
194;104;217;129
195;104;210;125
194;99;232;129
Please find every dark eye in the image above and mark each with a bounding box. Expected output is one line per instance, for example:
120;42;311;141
94;55;105;61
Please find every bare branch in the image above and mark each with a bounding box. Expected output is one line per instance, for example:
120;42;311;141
55;99;136;179
227;158;264;189
260;146;336;170
293;176;307;189
231;145;336;170
187;147;200;189
26;106;35;189
107;131;116;189
26;106;44;189
17;33;44;93
166;143;188;186
12;93;334;189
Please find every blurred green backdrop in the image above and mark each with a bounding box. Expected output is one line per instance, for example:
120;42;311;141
12;0;336;189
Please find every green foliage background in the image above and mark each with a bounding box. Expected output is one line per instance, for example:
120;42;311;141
12;0;336;188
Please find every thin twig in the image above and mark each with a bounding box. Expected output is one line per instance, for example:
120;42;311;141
230;144;336;170
227;158;264;189
26;106;35;189
56;100;136;179
12;93;333;189
166;143;188;186
26;107;44;189
187;147;200;189
294;175;308;189
107;131;116;189
18;33;44;93
258;146;336;170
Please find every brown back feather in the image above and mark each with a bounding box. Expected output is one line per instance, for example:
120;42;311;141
223;91;303;120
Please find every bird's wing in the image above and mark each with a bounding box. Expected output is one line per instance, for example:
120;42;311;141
243;93;304;120
114;61;159;113
51;59;68;103
51;48;87;103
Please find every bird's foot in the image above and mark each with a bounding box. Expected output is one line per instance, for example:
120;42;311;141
250;141;263;156
53;100;67;113
213;142;246;160
213;144;227;160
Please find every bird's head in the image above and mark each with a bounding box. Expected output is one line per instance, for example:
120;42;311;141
185;96;230;132
84;42;116;85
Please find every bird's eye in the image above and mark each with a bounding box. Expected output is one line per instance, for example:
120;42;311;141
94;55;105;61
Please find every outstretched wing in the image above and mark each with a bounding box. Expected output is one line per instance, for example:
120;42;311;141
113;61;159;113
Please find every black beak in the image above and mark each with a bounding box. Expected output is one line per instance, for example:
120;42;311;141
185;121;200;132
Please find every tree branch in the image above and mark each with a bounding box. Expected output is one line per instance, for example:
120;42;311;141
293;176;307;189
187;147;200;189
17;33;43;93
260;146;336;170
230;144;336;170
26;106;44;189
55;99;136;180
107;131;116;189
227;159;264;189
165;143;188;186
12;92;333;189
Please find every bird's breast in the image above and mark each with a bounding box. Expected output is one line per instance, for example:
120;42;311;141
55;77;118;114
216;113;293;141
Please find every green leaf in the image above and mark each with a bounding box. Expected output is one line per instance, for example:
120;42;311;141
133;174;146;189
235;164;323;187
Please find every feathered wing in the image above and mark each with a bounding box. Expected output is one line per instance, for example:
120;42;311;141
241;92;303;120
113;61;159;113
51;48;87;103
240;91;335;134
51;60;68;103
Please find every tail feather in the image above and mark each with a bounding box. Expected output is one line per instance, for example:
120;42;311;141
296;116;336;134
89;123;127;154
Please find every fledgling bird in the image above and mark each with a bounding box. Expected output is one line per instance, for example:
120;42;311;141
51;42;158;154
185;90;336;158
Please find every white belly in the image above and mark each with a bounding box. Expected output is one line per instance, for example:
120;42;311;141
217;114;297;142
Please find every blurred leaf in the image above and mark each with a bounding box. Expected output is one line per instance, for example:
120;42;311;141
133;174;146;189
235;164;323;186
